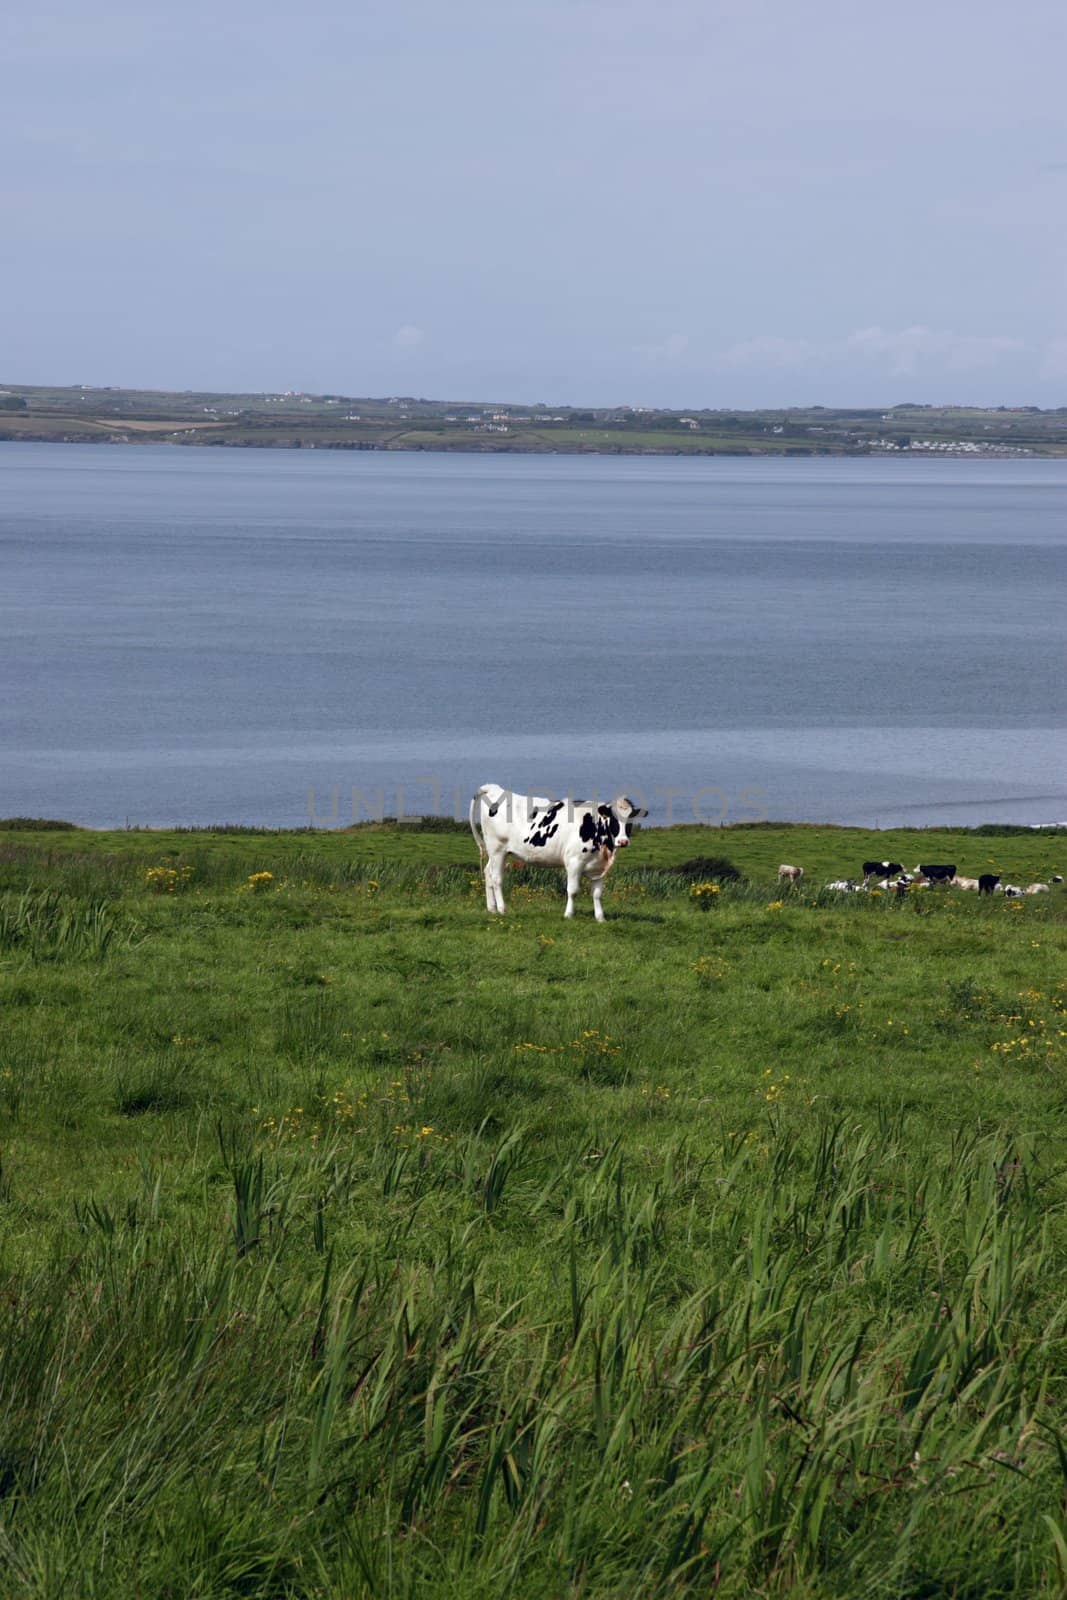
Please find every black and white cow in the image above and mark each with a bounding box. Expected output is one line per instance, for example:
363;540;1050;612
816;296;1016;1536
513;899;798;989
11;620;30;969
469;784;647;919
862;860;903;883
914;863;957;883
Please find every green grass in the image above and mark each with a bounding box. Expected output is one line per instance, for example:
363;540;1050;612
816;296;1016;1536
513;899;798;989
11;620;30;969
1;825;1066;1596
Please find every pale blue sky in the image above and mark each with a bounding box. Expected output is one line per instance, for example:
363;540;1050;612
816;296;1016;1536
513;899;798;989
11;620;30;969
4;0;1067;406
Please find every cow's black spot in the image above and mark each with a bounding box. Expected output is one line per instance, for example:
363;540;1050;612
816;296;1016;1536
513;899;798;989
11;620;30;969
519;801;565;850
524;819;561;849
575;805;627;852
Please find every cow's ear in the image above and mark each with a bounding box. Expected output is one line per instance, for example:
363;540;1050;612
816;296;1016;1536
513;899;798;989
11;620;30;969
597;804;612;817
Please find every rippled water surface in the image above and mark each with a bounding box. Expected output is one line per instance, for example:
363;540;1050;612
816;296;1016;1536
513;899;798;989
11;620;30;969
2;443;1064;828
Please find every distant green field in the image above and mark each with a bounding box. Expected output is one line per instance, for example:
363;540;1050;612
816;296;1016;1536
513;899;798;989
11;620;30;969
5;383;1067;455
1;824;1066;1596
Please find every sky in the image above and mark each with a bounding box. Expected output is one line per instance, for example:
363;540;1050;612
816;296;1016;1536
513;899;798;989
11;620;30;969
4;0;1067;408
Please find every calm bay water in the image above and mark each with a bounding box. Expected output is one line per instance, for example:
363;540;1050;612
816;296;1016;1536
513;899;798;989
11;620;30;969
2;441;1064;830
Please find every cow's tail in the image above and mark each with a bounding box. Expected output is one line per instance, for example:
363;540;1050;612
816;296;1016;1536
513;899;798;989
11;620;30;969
469;786;489;866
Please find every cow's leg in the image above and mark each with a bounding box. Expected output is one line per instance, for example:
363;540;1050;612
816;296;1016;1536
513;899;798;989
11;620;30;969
564;860;582;918
486;848;507;914
590;875;607;922
483;847;506;913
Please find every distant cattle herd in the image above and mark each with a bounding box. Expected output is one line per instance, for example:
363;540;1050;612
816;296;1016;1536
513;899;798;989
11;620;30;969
778;859;1063;898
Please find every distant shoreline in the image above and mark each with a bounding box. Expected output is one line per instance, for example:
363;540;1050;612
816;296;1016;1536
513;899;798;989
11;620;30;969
0;433;1048;461
1;382;1063;457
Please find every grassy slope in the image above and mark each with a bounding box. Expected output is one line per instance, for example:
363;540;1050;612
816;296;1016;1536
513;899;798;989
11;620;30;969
9;818;1064;881
1;825;1066;1597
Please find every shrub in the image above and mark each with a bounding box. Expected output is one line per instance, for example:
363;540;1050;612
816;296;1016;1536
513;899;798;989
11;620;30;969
0;817;80;831
672;856;742;883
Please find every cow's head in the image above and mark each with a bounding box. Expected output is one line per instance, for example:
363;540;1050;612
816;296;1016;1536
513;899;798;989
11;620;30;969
597;796;648;850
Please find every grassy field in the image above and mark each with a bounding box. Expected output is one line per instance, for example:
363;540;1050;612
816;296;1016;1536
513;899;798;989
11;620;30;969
1;822;1066;1597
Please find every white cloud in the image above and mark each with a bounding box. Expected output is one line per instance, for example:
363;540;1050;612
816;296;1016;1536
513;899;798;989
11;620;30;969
716;335;817;371
392;324;424;350
631;322;1032;389
635;332;690;363
846;325;1024;375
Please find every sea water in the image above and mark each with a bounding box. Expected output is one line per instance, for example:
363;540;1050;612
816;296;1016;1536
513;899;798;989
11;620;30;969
2;442;1064;828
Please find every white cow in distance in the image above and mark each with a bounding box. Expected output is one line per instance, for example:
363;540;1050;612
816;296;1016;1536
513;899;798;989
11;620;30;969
469;783;647;919
777;864;804;885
